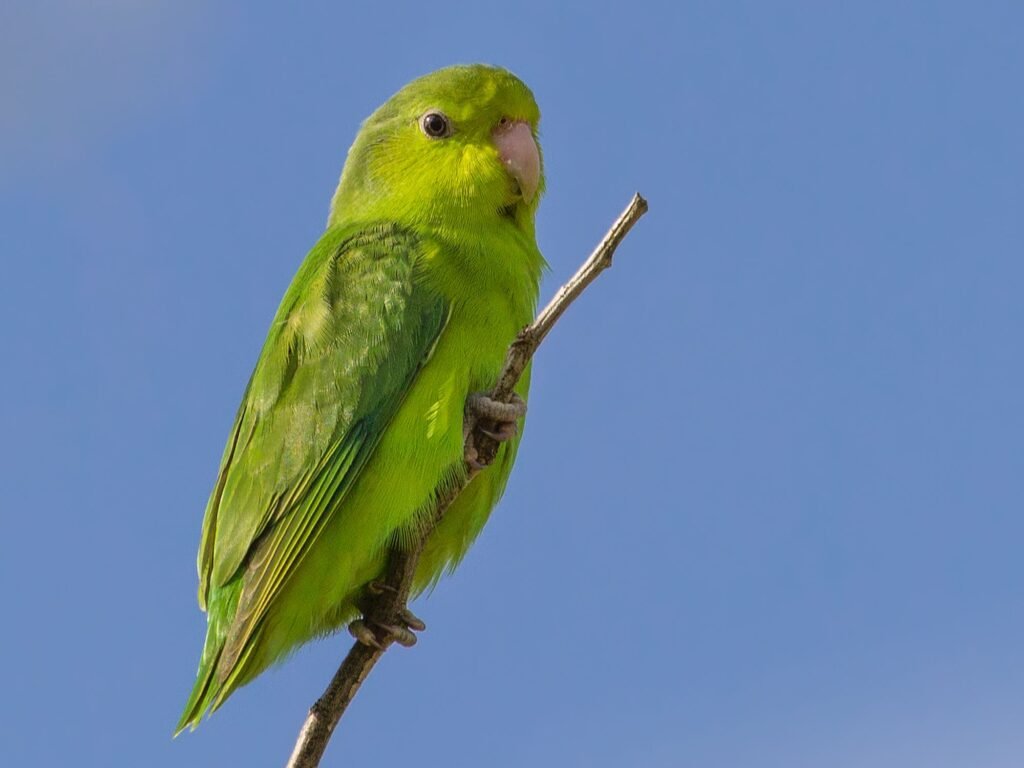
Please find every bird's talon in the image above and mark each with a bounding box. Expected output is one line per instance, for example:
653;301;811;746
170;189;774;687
465;392;527;423
480;422;517;442
348;619;383;649
367;580;397;596
465;443;488;471
399;608;427;632
379;624;418;647
350;603;426;649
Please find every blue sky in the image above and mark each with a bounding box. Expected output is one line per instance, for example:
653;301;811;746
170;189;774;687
3;1;1022;766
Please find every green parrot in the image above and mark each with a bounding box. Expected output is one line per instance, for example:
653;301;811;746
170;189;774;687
176;64;544;733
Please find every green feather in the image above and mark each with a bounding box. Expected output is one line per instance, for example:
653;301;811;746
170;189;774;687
178;64;544;733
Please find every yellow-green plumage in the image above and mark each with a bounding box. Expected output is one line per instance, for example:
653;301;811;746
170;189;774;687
177;65;545;732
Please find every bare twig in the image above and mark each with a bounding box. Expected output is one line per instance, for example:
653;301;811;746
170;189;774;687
286;193;648;768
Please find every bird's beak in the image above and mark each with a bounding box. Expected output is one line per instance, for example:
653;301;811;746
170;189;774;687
493;120;540;204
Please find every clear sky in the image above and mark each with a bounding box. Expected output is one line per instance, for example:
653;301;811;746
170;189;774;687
3;1;1022;766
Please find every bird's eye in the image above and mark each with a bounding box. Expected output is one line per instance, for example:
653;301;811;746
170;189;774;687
420;111;452;139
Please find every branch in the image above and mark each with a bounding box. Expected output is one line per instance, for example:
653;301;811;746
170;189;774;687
286;193;649;768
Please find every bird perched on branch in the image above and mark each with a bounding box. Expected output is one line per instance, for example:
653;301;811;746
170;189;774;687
177;64;544;732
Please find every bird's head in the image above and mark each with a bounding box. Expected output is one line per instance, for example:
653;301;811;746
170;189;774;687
329;64;543;234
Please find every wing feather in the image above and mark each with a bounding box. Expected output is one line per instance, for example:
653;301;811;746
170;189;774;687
194;223;448;668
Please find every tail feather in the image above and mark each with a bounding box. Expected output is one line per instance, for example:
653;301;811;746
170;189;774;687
174;646;221;736
174;581;241;735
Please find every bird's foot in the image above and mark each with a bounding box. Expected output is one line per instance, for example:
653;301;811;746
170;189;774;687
464;392;526;470
465;392;527;424
348;607;427;649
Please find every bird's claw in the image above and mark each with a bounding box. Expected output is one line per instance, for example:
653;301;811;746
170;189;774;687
348;619;383;649
378;624;418;647
348;607;427;649
480;421;518;441
464;392;526;470
367;580;398;596
399;607;427;632
464;444;487;472
465;392;526;424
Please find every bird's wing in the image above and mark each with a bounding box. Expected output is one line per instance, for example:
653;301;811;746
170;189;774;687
195;223;448;655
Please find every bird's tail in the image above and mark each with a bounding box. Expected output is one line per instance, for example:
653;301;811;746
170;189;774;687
174;582;240;736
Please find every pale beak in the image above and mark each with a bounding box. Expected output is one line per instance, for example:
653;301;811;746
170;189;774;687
493;120;540;204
